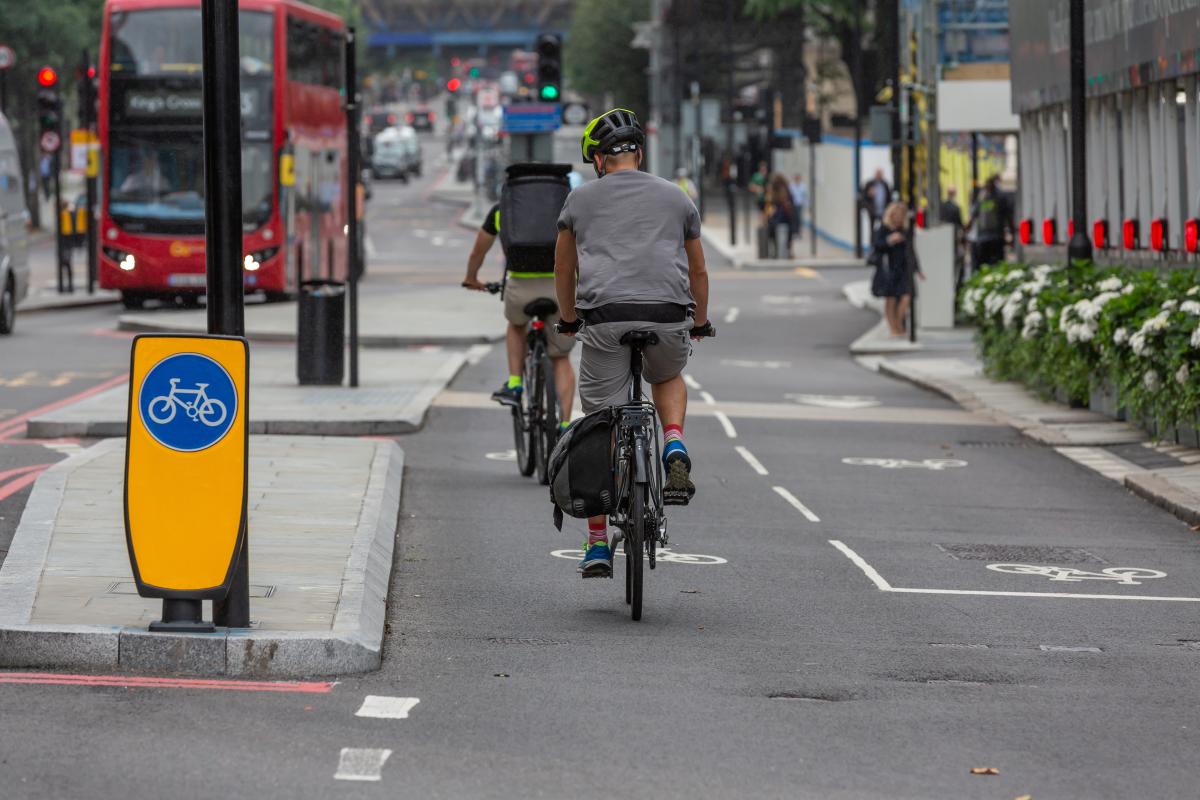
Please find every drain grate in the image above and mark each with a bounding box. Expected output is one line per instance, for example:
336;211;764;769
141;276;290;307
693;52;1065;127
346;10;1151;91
485;637;568;646
934;543;1106;564
106;581;276;598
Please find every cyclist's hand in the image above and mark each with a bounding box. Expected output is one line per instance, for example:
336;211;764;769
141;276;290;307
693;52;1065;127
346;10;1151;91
556;316;583;337
461;278;486;291
690;321;716;340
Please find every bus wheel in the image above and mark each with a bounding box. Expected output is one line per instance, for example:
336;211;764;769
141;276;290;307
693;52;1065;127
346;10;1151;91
178;294;201;309
121;292;146;310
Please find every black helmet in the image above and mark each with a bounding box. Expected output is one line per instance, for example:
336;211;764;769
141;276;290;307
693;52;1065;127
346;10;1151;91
580;108;645;163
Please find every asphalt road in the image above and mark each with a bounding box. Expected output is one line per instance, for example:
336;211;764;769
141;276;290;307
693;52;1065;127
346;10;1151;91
3;149;1200;798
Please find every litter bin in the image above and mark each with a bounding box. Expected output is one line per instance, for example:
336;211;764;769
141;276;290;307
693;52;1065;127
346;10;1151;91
297;279;345;385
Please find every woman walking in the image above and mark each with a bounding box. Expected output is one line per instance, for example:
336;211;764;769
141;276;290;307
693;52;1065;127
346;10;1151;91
871;201;924;336
763;174;796;258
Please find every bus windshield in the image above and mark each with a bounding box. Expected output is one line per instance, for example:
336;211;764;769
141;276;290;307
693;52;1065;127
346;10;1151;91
109;8;274;77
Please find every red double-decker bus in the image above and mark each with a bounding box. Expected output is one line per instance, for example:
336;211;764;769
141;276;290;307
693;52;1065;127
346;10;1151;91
98;0;348;307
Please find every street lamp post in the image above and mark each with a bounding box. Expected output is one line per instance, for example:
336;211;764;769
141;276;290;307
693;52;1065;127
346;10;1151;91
1067;0;1092;262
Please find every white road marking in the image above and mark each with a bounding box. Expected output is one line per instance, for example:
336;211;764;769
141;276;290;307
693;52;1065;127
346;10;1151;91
986;564;1165;585
356;696;420;719
735;446;769;475
713;411;738;439
842;457;967;471
828;540;1200;602
430;235;447;246
40;441;85;457
786;394;880;409
762;294;813;305
334;748;392;782
551;547;727;565
721;359;791;369
486;450;517;461
699;391;717;405
683;374;702;391
464;344;493;365
364;235;378;258
773;486;820;522
724;307;740;324
828;540;892;590
1055;446;1143;481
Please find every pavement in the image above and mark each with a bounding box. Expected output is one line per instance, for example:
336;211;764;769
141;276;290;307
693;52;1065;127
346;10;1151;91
0;435;403;676
24;343;473;438
700;201;866;270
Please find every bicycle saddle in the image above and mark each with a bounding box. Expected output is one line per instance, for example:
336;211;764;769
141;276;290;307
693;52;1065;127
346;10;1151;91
619;330;660;347
524;298;558;318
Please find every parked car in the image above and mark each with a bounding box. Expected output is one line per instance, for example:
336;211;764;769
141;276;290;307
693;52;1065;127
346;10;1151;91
0;111;30;335
371;126;422;180
407;107;435;132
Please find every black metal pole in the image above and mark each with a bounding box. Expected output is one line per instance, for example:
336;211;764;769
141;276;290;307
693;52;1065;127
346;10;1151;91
203;0;248;629
887;0;902;198
54;147;66;293
83;49;97;295
852;4;864;258
1067;0;1092;263
346;27;360;388
0;71;6;117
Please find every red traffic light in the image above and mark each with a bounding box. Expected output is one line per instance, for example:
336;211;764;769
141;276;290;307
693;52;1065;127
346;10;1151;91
87;66;96;80
1123;219;1139;250
1151;218;1168;252
1042;218;1057;246
37;66;58;88
447;78;461;93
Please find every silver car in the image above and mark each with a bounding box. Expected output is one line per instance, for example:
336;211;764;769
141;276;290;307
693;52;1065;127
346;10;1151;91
0;111;29;334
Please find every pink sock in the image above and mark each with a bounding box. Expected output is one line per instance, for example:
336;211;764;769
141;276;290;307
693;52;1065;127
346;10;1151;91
587;519;607;546
664;424;684;445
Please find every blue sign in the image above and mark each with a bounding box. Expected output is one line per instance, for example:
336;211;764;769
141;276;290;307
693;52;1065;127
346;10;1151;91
502;103;562;134
138;353;238;453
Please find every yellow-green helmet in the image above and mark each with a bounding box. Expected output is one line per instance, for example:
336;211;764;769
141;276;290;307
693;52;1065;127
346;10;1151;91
580;108;645;163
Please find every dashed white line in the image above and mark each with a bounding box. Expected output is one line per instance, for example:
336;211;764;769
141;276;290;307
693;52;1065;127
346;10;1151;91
334;748;392;782
355;695;420;719
683;374;703;391
699;391;716;406
713;411;738;439
724;307;740;324
735;446;769;476
828;540;892;590
772;486;820;522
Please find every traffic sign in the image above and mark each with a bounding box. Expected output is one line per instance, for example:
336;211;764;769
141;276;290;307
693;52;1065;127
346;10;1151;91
0;46;14;71
125;335;249;598
502;103;561;134
69;129;97;173
39;130;60;153
562;102;589;126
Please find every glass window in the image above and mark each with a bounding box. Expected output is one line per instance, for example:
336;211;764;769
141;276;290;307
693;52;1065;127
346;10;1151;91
287;16;342;88
110;9;273;77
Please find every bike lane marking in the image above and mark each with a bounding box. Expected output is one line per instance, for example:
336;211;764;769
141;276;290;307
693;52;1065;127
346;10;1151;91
773;486;820;522
713;411;738;439
828;540;1200;602
683;374;702;391
334;748;392;782
723;307;740;324
0;672;337;692
550;548;728;565
0;466;51;503
735;446;769;476
0;373;129;441
355;696;420;719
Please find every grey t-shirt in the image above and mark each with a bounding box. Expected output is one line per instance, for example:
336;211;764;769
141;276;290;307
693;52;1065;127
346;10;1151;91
557;169;701;310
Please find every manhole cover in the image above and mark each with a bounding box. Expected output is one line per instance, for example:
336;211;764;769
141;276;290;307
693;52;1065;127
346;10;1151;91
934;543;1106;564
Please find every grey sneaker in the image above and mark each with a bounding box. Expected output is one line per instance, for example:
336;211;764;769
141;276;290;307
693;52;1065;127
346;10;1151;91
663;456;695;506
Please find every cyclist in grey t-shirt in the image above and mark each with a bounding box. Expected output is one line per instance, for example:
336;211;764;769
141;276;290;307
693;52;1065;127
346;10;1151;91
554;108;713;578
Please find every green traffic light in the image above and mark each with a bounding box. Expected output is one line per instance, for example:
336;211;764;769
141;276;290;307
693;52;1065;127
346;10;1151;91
469;67;480;78
540;85;560;101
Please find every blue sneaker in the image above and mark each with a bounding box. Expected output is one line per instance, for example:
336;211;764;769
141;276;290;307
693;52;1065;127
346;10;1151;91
491;382;523;407
577;542;612;578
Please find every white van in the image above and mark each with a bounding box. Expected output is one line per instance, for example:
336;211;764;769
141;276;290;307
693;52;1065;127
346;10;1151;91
0;111;30;334
371;125;422;180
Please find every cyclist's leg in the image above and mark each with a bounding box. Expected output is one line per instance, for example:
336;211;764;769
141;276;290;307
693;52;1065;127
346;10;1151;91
494;278;531;404
642;321;696;502
551;356;575;423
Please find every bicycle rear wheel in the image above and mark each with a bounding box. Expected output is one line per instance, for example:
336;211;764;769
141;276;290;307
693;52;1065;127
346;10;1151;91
628;483;644;621
512;406;534;477
535;354;559;486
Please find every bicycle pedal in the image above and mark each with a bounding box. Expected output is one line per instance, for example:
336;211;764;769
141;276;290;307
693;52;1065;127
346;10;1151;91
580;566;612;579
663;490;691;507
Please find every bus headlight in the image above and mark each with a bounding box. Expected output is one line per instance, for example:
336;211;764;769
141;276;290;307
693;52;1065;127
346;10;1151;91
104;247;136;271
243;247;278;272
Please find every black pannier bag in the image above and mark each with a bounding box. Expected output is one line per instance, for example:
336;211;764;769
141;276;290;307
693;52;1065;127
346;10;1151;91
499;163;572;272
547;408;615;531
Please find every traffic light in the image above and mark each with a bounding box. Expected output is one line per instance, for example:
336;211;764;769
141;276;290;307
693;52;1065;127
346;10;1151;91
36;66;61;137
535;33;561;102
447;77;461;93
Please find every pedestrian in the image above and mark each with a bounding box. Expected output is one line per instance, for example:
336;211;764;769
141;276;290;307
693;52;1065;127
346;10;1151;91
967;176;1010;270
675;168;699;203
940;186;967;287
860;168;891;232
870;201;924;337
39;155;52;201
749;160;769;208
763;174;796;258
789;174;808;240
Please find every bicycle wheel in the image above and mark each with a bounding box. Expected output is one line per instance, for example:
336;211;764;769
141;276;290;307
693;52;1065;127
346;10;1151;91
535;354;559;486
629;482;644;621
512;405;534;477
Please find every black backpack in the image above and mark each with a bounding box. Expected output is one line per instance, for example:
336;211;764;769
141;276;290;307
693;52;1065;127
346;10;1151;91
547;408;615;531
499;163;571;272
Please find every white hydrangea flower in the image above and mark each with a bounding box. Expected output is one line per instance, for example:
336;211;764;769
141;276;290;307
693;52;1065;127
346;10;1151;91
1181;301;1200;316
1144;370;1161;391
1191;327;1200;349
1131;330;1149;356
1189;286;1200;296
1122;284;1135;295
1113;327;1128;345
1097;277;1124;292
1021;311;1044;341
1162;299;1179;311
1176;364;1190;386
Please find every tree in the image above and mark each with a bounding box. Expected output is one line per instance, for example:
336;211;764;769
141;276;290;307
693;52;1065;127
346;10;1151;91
566;0;650;116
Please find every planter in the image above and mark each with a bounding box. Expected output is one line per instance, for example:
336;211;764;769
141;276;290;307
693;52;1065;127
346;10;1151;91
1089;375;1125;421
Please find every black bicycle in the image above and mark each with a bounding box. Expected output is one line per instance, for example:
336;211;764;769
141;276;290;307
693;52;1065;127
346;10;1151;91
484;282;561;484
561;322;714;621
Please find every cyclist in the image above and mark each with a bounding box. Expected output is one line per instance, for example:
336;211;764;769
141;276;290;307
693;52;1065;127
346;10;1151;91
463;201;577;424
554;108;712;577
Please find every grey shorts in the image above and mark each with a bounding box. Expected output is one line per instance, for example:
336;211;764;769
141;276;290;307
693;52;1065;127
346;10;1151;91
578;319;692;413
503;276;575;357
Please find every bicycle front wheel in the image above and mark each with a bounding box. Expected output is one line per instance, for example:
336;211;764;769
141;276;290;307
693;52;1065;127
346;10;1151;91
534;354;559;486
628;483;644;621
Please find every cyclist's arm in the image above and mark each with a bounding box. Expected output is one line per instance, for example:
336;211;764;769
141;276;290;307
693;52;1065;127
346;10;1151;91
554;229;579;324
462;229;495;289
685;237;709;326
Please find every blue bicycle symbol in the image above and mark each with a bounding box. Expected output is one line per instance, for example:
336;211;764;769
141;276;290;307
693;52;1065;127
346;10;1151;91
147;379;229;428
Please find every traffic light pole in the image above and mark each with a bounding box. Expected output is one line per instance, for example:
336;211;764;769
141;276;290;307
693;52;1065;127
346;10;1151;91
82;49;97;295
201;0;249;630
345;27;361;389
54;143;67;294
